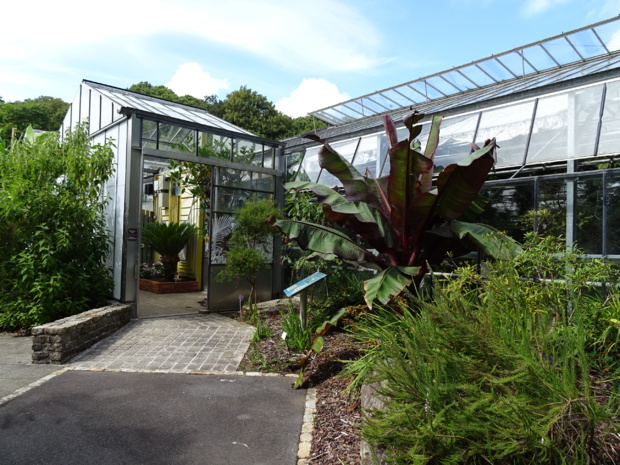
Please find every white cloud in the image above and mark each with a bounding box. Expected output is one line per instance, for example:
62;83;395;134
522;0;571;16
588;0;620;21
166;63;229;98
276;78;350;118
1;0;389;73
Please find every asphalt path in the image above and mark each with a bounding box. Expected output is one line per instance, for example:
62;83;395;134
0;370;306;465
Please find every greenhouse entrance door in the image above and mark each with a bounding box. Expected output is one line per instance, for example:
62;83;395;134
136;154;209;318
133;148;282;317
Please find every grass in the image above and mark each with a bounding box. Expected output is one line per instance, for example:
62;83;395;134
346;235;620;464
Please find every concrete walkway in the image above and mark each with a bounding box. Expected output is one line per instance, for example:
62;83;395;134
0;334;59;399
68;314;254;373
0;305;314;464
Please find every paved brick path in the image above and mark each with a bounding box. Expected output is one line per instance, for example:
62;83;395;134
68;314;255;373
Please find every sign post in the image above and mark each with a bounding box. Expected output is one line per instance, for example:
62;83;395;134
283;272;327;328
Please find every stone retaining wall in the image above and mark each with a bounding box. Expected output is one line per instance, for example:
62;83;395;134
31;304;132;364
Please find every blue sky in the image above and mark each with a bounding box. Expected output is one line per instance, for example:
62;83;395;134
2;0;619;117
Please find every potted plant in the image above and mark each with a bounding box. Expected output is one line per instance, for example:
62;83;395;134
141;221;197;282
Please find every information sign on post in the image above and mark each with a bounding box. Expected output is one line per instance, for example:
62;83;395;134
283;272;327;329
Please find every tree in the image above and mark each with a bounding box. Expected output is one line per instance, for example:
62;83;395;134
0;96;69;142
269;112;521;309
216;198;282;305
129;82;329;140
0;125;115;329
217;86;291;140
128;82;181;102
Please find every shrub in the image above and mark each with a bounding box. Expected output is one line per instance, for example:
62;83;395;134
0;125;115;329
348;236;619;464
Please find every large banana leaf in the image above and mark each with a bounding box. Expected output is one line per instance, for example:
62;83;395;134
364;266;420;309
286;181;395;248
420;115;443;193
269;218;387;267
450;220;522;260
435;140;496;221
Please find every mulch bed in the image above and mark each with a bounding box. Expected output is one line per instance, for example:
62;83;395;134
234;311;363;465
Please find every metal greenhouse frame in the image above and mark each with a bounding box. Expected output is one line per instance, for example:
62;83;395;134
283;16;620;260
61;81;284;314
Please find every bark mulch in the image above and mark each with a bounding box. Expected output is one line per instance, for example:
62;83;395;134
235;311;363;465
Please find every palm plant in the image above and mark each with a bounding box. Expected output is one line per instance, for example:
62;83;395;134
141;221;197;281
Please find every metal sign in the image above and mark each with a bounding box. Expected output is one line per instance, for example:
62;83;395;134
283;272;327;297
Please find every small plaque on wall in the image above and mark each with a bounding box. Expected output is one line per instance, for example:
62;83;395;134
128;228;138;241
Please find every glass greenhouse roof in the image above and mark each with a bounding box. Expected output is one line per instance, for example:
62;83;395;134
84;80;255;137
310;16;620;125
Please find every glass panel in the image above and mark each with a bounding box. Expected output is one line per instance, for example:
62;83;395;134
537;178;567;239
208;265;272;311
216;168;251;188
359;97;386;115
575;176;603;254
90;92;101;131
197;133;233;161
439;70;476;91
410;81;443;100
606;172;620;255
212;188;272;213
458;64;496;87
286;151;304;182
434;113;479;171
381;89;412;107
234;139;262;166
593;22;620;52
495;53;536;76
318;138;359;187
480;181;535;244
541;37;582;65
352;135;380;177
100;98;113;128
159;123;196;154
393;84;424;103
523;44;558;71
425;76;456;96
598;80;620;155
251;173;275;192
263;146;274;169
298;146;321;182
210;213;235;265
476;101;534;167
141;119;157;150
567;29;607;59
371;94;399;111
477;58;518;81
378;134;390;177
80;87;90;128
527;84;603;163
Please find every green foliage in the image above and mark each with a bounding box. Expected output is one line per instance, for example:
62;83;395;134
141;222;197;281
0;96;69;142
271;112;521;309
216;197;282;303
0;124;115;329
347;237;619;464
281;303;314;352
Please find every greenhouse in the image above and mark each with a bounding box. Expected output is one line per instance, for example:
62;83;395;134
60;81;284;313
283;16;620;258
